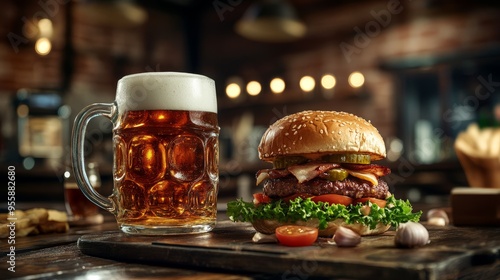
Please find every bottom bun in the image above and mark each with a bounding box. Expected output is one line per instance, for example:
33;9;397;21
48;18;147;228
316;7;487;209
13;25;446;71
252;219;390;237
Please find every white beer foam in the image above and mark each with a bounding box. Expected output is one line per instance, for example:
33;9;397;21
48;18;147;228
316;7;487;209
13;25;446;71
116;72;217;113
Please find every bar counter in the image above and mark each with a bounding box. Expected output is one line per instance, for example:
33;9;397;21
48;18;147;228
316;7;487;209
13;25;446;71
2;209;499;280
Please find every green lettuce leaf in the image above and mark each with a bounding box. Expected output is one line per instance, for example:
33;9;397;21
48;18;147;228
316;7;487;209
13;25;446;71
226;195;421;230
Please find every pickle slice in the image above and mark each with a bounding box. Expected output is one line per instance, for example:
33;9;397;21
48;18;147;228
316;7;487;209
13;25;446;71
325;169;349;181
273;156;308;169
321;154;370;164
273;154;370;169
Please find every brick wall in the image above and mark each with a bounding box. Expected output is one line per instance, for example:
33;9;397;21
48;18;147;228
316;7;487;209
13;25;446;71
0;1;188;163
0;0;185;106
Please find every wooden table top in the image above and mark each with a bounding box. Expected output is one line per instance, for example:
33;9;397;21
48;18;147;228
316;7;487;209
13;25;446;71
2;215;499;280
2;217;265;280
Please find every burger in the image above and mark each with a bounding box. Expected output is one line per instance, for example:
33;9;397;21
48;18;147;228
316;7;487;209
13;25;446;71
227;110;421;236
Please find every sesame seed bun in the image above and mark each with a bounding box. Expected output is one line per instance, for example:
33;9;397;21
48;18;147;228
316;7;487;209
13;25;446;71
258;110;386;162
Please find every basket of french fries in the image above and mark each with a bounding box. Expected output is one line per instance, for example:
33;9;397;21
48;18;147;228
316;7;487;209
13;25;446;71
1;208;69;238
454;123;500;188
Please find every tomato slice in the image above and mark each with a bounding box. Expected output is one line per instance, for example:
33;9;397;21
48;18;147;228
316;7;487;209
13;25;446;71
275;225;319;247
311;194;353;206
253;193;271;205
354;197;387;208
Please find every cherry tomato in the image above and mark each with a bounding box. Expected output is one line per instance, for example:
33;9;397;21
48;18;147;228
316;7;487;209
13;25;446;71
311;194;353;206
354;197;387;208
275;225;319;247
253;193;271;205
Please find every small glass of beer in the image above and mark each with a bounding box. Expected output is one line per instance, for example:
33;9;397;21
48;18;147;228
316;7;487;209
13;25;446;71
64;162;104;225
72;72;219;235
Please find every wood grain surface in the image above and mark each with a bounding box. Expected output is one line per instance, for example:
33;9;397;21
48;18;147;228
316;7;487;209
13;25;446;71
78;221;500;280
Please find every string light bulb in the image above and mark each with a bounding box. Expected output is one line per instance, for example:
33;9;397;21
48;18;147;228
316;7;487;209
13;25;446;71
321;74;336;89
226;83;241;99
348;71;365;88
38;18;53;37
270;77;285;94
246;81;262;96
299;76;315;92
35;38;51;55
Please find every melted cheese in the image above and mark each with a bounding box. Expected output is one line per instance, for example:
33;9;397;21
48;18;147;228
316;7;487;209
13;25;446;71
347;170;378;185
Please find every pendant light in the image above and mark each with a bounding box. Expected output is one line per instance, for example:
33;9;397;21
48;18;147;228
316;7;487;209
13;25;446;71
74;0;147;27
235;0;306;42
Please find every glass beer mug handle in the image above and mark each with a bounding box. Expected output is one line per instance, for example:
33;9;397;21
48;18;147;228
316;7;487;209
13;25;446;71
72;102;117;211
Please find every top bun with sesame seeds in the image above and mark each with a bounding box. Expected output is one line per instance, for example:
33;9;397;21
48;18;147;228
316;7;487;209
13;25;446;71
258;110;386;162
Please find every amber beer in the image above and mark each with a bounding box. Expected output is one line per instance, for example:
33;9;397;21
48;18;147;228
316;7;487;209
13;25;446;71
64;185;100;218
64;163;103;225
72;72;219;235
112;109;219;231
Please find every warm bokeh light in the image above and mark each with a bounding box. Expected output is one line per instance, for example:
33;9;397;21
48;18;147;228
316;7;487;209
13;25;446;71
321;74;336;89
348;71;365;88
226;83;241;98
246;81;261;96
270;77;285;94
35;38;51;55
38;18;53;37
299;76;315;92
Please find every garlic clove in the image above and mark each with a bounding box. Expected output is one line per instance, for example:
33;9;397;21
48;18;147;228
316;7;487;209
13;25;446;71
427;217;447;226
426;209;449;226
252;232;278;243
395;222;430;248
332;226;361;247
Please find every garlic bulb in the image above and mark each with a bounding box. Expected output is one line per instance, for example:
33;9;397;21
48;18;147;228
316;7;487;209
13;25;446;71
332;226;361;247
395;222;429;248
426;209;449;226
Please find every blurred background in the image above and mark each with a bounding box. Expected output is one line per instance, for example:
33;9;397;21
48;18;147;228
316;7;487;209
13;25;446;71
1;0;499;209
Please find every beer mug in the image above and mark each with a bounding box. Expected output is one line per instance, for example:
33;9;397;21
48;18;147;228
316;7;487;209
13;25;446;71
72;72;219;235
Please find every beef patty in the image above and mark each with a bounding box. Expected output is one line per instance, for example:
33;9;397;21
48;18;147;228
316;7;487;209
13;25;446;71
262;176;389;199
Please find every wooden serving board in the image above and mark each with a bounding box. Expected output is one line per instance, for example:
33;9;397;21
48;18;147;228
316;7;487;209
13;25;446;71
78;221;500;280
